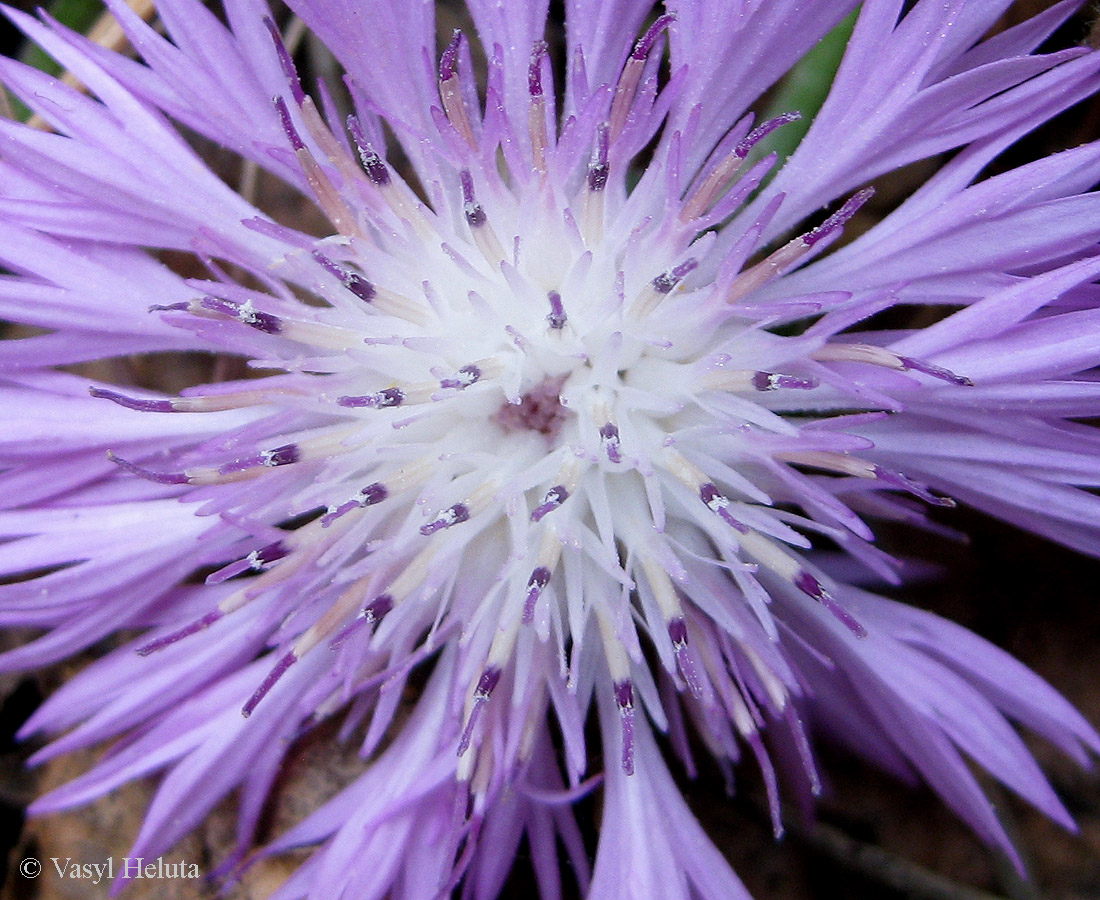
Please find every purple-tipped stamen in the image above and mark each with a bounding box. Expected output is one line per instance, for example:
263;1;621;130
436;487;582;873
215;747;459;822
263;17;306;105
668;617;688;646
346;116;391;186
459;170;486;227
439;365;482;390
700;482;748;532
329;594;394;649
107;451;189;485
206;559;257;585
321;482;388;527
252;541;290;566
321;500;359;527
216;444;298;474
420;503;471;535
587;124;610;193
803;188;875;247
312;251;377;303
735;111;802;159
668;617;705;698
358;482;389;506
613;679;636;775
745;731;784;839
89;387;176;413
136;610;223;656
631;12;675;60
750;371;818;392
793;571;867;638
598;423;622;463
546;291;567;330
200;296;282;334
440;29;463;82
457;666;501;756
898;355;974;387
242;649;297;717
217;454;265;475
363;593;394;623
337;388;405;409
872;466;955;507
652;258;699;294
528;41;548;97
261;444;301;467
474;666;501;698
341;272;375;304
523;566;552;624
207;540;290;584
531;485;569;522
273;95;307;152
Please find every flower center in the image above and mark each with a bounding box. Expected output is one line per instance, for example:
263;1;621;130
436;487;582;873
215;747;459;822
494;375;570;438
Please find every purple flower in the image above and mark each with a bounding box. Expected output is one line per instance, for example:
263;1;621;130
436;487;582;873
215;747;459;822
2;0;1100;897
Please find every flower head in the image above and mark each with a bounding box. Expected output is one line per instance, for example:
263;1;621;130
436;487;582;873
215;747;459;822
3;0;1100;897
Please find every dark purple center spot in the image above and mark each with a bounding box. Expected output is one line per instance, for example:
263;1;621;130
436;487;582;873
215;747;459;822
494;375;569;438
